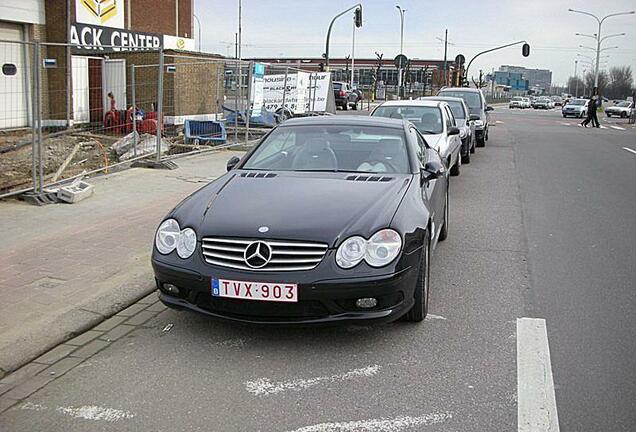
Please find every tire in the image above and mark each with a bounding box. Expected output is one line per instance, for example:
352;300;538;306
352;102;358;111
470;137;476;153
485;128;489;141
342;102;348;111
402;230;430;322
606;113;611;118
463;145;470;164
621;112;627;118
562;114;566;118
476;135;485;147
450;154;460;176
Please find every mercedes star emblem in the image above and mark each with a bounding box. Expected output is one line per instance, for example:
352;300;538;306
244;241;272;268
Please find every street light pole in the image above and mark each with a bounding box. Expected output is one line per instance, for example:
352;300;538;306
396;5;406;98
574;60;578;97
324;4;362;71
569;8;635;94
193;13;202;51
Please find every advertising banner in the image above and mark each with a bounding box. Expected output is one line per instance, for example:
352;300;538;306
251;63;266;116
262;72;331;113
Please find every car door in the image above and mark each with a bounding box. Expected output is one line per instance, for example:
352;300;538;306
444;105;461;158
412;127;446;240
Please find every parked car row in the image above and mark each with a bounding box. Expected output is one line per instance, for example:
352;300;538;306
333;81;363;111
605;100;634;118
509;97;531;109
151;87;494;326
532;96;554;109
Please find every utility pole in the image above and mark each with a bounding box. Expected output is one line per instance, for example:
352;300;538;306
351;15;356;88
574;60;578;96
570;8;634;94
396;5;406;98
443;29;448;85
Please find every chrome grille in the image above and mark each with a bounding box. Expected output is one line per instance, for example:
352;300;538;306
201;237;329;271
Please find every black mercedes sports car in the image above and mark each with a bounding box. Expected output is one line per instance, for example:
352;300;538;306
152;116;450;324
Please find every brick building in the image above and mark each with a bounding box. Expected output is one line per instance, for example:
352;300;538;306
0;0;224;129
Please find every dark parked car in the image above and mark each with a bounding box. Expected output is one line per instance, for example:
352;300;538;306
437;87;492;147
333;81;361;110
152;116;450;324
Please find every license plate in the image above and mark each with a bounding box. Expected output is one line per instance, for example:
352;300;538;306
211;278;298;303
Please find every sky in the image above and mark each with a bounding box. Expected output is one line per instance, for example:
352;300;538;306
192;0;636;85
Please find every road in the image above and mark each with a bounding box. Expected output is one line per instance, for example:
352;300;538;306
0;106;635;431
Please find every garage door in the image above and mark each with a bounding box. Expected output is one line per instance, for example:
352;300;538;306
0;21;28;129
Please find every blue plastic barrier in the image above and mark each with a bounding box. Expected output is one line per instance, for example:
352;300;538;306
184;120;227;144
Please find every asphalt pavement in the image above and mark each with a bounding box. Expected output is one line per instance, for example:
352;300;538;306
0;106;634;431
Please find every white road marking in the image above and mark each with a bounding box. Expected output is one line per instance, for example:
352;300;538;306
285;412;453;432
426;314;447;320
559;122;570;126
610;125;626;130
20;403;135;422
245;365;381;396
496;120;504;124
599;125;607;129
517;318;560;432
623;147;636;155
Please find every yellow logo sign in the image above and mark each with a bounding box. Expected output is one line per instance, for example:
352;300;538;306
81;0;118;24
176;39;185;49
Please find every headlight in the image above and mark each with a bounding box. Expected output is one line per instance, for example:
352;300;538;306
155;219;197;258
336;229;402;269
365;229;402;267
474;120;484;127
336;236;366;269
177;228;197;259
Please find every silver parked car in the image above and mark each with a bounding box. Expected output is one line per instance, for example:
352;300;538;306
371;99;463;176
420;96;476;164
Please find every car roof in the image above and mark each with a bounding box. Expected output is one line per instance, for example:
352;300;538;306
281;115;407;129
439;87;481;93
420;96;466;104
377;99;443;108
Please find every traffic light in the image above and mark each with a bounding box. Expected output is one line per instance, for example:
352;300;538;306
354;7;362;28
522;43;530;57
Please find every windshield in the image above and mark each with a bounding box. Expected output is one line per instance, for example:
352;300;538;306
446;101;466;119
372;105;443;134
243;125;410;174
438;90;482;111
617;101;631;107
512;97;523;101
569;100;586;106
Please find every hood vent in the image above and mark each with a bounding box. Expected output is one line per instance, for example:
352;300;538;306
345;175;393;182
239;172;277;178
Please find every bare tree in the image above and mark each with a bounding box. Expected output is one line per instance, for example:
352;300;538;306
607;66;634;100
372;52;383;101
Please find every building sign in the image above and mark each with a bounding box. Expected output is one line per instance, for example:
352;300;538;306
76;0;124;29
70;23;161;52
163;35;196;51
262;72;331;113
250;63;266;116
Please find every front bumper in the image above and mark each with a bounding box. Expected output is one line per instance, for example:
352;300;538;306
152;253;420;325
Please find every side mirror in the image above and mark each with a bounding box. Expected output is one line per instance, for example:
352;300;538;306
447;127;460;136
486;106;494;112
469;114;480;121
420;160;445;183
226;156;241;171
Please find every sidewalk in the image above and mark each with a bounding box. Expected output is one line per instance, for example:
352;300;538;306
0;150;242;377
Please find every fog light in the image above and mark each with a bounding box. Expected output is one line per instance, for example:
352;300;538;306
356;298;378;309
163;283;180;295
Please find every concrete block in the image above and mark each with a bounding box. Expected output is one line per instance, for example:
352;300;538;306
57;181;94;204
69;339;109;359
124;310;156;326
33;345;77;365
39;357;83;378
100;325;135;342
66;330;103;346
92;316;127;332
3;375;54;400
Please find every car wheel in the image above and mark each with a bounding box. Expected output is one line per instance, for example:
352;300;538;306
439;183;449;242
476;135;485;147
352;102;358;111
342;102;348;111
470;137;476;153
562;114;566;118
450;154;460;176
485;128;489;141
606;113;611;118
621;112;627;118
463;146;470;164
402;230;430;322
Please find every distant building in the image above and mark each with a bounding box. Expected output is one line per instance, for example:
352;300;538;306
498;65;552;91
488;71;529;92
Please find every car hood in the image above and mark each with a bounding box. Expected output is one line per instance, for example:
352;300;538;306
177;171;411;246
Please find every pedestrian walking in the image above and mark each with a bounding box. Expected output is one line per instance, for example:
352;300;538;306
590;95;600;128
580;95;595;127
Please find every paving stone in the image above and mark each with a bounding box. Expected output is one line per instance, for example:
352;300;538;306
39;357;84;378
69;339;110;359
0;396;19;413
100;325;135;342
3;375;54;400
0;363;47;386
124;310;157;327
0;382;12;396
92;316;127;332
33;344;77;365
145;301;167;312
115;303;148;317
137;291;159;304
66;330;103;346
